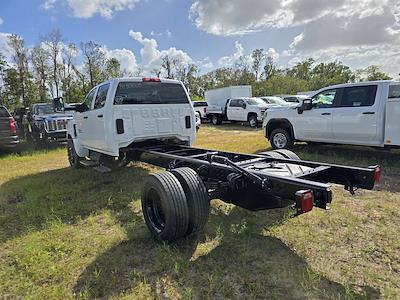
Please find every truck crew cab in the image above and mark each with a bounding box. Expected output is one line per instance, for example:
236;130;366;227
263;81;400;149
61;77;380;243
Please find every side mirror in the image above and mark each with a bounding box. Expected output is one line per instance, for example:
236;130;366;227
242;103;247;109
53;97;65;112
302;99;313;111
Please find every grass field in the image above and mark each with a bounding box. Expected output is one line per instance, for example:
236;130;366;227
0;124;399;299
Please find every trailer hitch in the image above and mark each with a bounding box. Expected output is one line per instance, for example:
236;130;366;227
207;154;273;190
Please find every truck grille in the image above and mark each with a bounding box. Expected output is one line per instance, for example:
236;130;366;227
45;119;68;132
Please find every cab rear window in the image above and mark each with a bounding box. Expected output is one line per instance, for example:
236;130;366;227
114;82;189;105
389;85;400;98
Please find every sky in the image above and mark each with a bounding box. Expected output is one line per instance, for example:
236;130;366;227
0;0;399;77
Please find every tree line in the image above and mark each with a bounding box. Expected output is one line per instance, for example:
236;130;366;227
0;29;394;110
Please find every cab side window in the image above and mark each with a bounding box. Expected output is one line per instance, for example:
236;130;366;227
83;88;96;111
237;99;245;108
312;89;338;108
230;99;239;107
340;85;377;107
94;83;110;109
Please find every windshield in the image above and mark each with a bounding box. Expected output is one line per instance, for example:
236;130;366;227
114;82;189;105
262;97;288;106
246;97;266;106
34;104;54;115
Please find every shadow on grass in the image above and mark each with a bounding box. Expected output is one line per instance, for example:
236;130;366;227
0;141;66;159
0;164;150;243
73;206;380;299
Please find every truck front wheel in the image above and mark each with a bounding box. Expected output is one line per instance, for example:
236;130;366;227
141;171;189;242
67;138;83;169
270;129;293;149
248;115;258;128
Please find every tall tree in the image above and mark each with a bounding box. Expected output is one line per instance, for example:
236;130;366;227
262;55;277;80
161;55;174;79
8;34;30;105
43;29;63;98
31;45;50;101
104;57;123;78
251;49;264;81
357;65;392;81
81;41;106;88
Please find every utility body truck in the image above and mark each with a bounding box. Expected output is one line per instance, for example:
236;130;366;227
263;81;400;150
60;77;381;243
205;86;267;127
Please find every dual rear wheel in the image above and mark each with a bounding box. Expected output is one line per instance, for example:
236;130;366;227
141;167;210;242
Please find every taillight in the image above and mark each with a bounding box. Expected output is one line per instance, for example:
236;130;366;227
10;117;17;134
295;190;314;214
374;166;381;183
142;77;161;82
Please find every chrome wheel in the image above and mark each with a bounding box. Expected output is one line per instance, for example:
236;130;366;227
249;116;257;128
273;133;287;149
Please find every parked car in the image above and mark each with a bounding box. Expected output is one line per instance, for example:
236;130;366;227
193;101;208;119
0;106;19;150
260;96;292;107
59;77;380;243
26;101;73;143
275;94;309;103
263;80;400;149
206;97;268;127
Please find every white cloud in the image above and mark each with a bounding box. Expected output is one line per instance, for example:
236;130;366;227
218;41;244;66
42;0;56;10
103;47;138;74
66;0;139;19
0;32;13;62
128;30;193;73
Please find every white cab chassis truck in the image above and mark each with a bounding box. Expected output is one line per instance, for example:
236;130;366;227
204;86;267;127
263;81;400;150
58;77;380;243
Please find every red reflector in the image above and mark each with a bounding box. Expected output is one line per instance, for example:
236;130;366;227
374;166;381;183
10;117;17;134
142;77;161;82
296;190;314;213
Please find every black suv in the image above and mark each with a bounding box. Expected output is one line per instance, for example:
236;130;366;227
0;106;19;150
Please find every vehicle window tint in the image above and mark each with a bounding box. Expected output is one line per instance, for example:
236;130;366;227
230;99;239;107
0;107;10;117
114;82;189;105
84;89;96;110
94;83;110;109
340;85;377;107
389;85;400;98
193;102;207;107
312;89;337;108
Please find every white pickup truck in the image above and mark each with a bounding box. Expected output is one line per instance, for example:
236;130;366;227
207;97;268;127
55;77;381;243
61;77;196;164
263;81;400;149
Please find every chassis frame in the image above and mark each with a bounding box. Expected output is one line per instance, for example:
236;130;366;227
124;144;379;214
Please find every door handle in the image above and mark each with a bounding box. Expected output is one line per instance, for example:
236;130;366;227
97;114;103;118
83;116;88;119
321;113;331;116
362;112;375;115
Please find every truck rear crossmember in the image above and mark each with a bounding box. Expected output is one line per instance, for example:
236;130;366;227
128;144;380;217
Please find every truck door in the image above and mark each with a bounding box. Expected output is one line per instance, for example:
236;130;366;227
331;85;379;145
295;89;339;141
76;88;96;147
226;99;240;121
86;83;110;150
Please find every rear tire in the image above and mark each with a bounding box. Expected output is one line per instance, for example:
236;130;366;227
272;149;300;160
67;138;83;169
211;115;222;125
141;171;189;242
171;167;210;235
270;128;293;149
